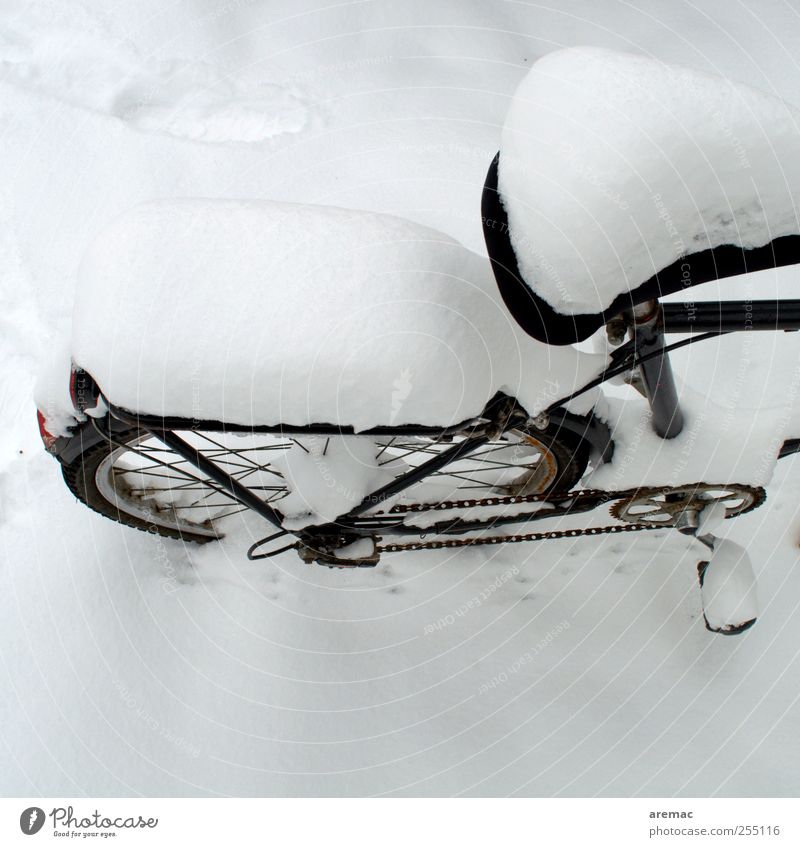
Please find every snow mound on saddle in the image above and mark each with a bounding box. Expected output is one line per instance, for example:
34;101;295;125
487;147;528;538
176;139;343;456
499;47;800;316
71;200;603;430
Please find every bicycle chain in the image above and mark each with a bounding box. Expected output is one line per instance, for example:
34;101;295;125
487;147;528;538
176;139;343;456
281;485;764;560
373;483;764;554
385;486;620;514
377;520;664;554
375;487;637;554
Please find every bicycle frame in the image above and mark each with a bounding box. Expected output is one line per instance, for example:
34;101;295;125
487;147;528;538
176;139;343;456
635;298;800;440
106;393;609;541
95;295;800;550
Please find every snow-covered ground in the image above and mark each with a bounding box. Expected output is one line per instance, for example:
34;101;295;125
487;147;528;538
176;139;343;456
3;0;800;796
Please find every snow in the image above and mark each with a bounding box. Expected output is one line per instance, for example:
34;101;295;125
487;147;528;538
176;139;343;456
72;199;604;430
4;0;800;800
698;539;759;633
590;382;787;490
499;47;800;316
0;3;310;144
32;335;79;438
271;436;394;528
697;500;728;537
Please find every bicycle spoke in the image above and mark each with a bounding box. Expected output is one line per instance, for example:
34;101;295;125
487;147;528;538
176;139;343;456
375;437;397;460
104;426;558;536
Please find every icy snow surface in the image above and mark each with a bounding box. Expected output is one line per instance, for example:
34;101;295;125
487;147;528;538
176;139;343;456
72;199;603;429
4;0;800;798
499;47;800;315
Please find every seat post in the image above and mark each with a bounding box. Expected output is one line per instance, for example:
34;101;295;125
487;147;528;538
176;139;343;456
627;300;685;439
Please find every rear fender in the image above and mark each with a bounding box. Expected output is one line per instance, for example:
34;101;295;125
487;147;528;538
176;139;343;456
549;408;614;465
49;415;132;466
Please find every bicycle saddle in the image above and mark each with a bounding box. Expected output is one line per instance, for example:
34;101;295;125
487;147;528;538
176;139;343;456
484;47;800;345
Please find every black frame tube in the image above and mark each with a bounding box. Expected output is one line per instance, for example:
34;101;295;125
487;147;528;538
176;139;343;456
345;434;490;518
138;413;494;539
145;427;287;530
640;298;800;439
108;400;480;438
633;314;685;439
662;299;800;333
329;491;606;538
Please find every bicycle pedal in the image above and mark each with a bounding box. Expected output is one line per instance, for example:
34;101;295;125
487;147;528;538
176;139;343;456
297;536;380;569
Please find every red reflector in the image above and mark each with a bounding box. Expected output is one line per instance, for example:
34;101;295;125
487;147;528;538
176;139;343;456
36;409;57;452
69;368;79;409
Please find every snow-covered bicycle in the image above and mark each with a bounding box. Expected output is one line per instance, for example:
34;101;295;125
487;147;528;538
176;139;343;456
37;48;800;634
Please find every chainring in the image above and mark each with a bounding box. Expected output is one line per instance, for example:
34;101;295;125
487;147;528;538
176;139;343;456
609;483;765;528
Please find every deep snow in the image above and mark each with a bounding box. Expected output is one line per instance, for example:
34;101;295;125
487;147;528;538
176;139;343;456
72;198;603;429
3;0;800;798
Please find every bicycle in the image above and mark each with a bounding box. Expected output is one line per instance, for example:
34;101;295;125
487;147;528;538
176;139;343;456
37;48;800;635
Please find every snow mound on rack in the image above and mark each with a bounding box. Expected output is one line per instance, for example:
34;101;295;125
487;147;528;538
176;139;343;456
499;47;800;316
72;200;604;430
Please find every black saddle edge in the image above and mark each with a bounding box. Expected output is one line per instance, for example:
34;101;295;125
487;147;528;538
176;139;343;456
482;153;800;345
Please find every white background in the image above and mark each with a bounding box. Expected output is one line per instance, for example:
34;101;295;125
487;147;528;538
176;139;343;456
2;0;800;797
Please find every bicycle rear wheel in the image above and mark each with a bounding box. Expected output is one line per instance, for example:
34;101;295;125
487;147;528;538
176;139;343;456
62;421;589;543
